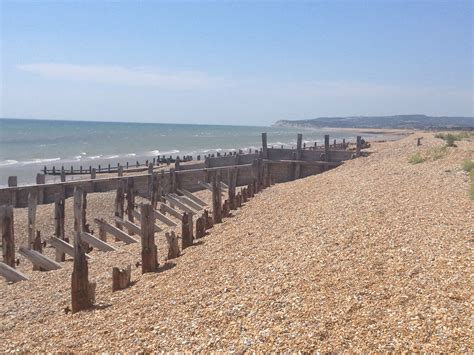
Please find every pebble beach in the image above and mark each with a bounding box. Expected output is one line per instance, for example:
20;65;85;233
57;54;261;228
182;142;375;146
1;131;472;352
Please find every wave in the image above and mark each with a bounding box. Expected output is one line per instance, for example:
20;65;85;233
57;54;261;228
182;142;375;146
125;153;136;157
21;157;61;165
0;159;19;167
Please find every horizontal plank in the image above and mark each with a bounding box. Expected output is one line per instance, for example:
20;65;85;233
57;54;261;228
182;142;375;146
130;210;162;233
80;232;117;252
153;209;177;227
19;247;62;271
158;202;184;221
164;195;198;215
0;262;29;283
94;219;138;244
48;237;92;260
176;188;207;207
170;193;203;212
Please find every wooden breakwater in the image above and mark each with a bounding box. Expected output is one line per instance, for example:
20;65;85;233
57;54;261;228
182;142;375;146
0;133;363;312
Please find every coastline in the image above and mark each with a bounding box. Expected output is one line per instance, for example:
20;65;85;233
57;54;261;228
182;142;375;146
1;132;472;351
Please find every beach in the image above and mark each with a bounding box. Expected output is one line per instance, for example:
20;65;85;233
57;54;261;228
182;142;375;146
1;132;472;352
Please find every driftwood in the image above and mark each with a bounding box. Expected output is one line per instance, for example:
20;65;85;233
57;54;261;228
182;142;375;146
140;204;158;273
0;205;15;268
112;265;131;291
165;231;180;260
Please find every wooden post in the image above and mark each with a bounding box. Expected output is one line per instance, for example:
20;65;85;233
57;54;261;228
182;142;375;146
54;193;66;261
60;168;66;182
112;265;131;291
228;167;237;210
222;199;230;218
165;231;180;260
140;204;158;273
356;136;362;156
0;206;15;267
36;174;45;203
261;133;268;159
118;165;123;177
195;216;206;239
114;179;125;235
242;188;248;202
236;192;242;208
71;187;92;313
294;133;303;179
126;178;135;231
91;168;96;179
181;212;193;250
212;172;222;224
324;135;330;162
27;191;38;249
32;230;44;271
203;209;213;230
8;176;17;206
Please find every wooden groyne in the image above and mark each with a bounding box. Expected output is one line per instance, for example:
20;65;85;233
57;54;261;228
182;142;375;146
0;133;363;313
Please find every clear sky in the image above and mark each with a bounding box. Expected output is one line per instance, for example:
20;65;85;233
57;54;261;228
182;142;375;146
1;0;472;126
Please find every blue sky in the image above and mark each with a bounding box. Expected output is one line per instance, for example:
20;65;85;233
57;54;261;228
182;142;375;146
1;0;472;126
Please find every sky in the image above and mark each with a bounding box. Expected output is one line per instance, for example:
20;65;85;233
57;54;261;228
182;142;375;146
0;0;472;126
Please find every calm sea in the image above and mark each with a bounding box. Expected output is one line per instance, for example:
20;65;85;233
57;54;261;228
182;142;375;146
0;118;384;186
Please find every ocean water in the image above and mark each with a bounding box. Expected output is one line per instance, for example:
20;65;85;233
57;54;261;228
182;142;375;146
0;118;383;186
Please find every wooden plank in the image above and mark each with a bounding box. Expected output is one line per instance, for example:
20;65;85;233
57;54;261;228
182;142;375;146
18;247;61;271
170;193;203;212
94;218;138;244
199;181;213;192
130;210;162;233
159;202;184;221
80;232;117;252
0;262;29;283
164;195;198;215
153;209;177;227
48;237;92;260
115;217;141;236
177;188;207;207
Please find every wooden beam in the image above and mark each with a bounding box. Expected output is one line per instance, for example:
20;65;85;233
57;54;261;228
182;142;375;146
212;172;222;224
54;193;66;261
164;195;198;215
176;188;207;207
0;262;29;283
169;193;202;212
80;232;117;252
181;212;193;250
159;202;184;221
153;209;177;227
94;218;138;244
19;247;61;271
130;210;162;233
0;205;15;267
48;237;92;260
140;204;158;273
262;132;268;159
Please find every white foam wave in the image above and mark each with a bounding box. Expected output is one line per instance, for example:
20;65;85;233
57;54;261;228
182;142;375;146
21;157;61;165
0;159;19;167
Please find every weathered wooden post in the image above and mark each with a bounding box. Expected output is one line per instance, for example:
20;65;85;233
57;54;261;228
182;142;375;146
356;136;362;156
60;167;66;182
212;172;222;224
126;177;135;227
71;187;92;313
8;176;17;207
32;230;44;271
343;138;346;149
195;215;206;239
242;187;248;202
140;203;158;273
324;135;330;162
181;212;193;250
222;199;230;218
203;209;213;230
0;205;15;267
261;132;268;159
36;174;45;204
112;265;131;291
170;168;177;193
236;192;242;208
114;179;125;234
27;191;37;250
118;165;123;177
294;133;303;179
54;193;66;261
91;168;96;179
228;167;237;210
165;231;179;260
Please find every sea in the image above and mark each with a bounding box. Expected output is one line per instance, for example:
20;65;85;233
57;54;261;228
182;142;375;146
0;118;388;186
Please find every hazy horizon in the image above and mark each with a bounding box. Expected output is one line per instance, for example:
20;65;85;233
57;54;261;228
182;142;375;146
1;1;472;125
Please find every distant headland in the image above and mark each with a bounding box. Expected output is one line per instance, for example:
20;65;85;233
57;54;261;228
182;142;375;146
273;114;474;130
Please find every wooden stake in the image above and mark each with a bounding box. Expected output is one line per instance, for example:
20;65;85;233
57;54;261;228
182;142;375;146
112;265;131;291
126;178;135;234
0;206;15;268
212;172;222;224
71;187;92;313
54;193;66;262
181;212;193;250
165;231;180;260
114;179;125;233
32;230;44;271
27;191;37;249
228;167;237;210
195;216;206;239
140;204;158;273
